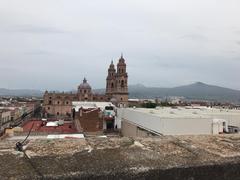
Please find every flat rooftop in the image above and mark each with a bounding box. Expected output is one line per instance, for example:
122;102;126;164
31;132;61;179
22;120;78;134
129;107;240;119
1;135;240;179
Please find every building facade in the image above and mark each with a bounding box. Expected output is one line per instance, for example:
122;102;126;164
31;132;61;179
0;110;12;134
43;55;129;116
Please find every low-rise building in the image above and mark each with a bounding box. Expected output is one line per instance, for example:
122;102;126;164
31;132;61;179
0;110;12;134
118;107;240;137
72;101;117;133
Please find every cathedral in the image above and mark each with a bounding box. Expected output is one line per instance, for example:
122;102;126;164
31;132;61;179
43;55;129;116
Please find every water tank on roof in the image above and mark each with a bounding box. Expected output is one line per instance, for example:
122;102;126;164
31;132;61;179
58;120;64;126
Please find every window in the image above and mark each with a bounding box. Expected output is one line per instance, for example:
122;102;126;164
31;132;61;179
105;106;114;110
84;90;87;93
121;80;124;87
57;112;59;115
111;83;114;88
49;100;52;104
48;107;50;110
66;101;69;105
57;101;60;104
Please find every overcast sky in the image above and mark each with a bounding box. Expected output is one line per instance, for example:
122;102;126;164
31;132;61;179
0;0;240;91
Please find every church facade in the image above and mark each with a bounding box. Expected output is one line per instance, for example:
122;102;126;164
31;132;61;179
43;55;129;117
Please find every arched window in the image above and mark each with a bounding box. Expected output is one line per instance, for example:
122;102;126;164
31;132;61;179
111;82;114;88
121;80;124;87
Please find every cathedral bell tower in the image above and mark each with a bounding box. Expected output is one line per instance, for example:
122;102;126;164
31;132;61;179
106;60;116;97
114;54;129;106
105;54;129;107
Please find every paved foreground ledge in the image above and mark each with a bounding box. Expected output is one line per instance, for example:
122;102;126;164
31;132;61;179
1;135;240;179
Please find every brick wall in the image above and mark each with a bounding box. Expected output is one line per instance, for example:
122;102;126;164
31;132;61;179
76;108;103;133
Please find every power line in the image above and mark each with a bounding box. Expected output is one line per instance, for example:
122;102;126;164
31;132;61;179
15;122;44;179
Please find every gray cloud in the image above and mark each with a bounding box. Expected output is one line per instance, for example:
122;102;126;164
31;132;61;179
0;0;240;90
235;30;240;35
180;34;209;41
8;24;66;34
24;50;53;55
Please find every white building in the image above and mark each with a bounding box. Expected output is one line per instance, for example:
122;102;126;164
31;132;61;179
118;107;240;137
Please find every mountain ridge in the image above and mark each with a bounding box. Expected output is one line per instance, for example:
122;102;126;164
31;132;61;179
1;82;240;103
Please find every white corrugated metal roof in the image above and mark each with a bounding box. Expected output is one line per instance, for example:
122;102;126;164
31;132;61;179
129;107;240;119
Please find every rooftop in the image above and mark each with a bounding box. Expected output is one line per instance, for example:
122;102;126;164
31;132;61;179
22;120;78;134
1;135;240;179
130;107;240;119
0;109;12;113
72;101;115;111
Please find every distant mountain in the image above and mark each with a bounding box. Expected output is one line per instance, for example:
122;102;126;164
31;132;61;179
128;82;240;103
0;88;43;97
1;82;240;103
95;82;240;103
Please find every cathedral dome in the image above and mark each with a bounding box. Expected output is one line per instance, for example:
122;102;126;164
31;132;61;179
78;78;92;89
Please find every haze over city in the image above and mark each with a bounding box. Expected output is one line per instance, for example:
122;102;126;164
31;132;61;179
0;0;240;90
